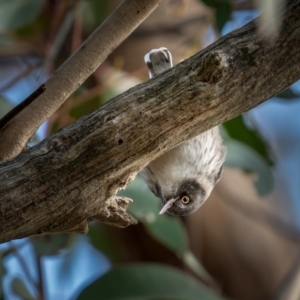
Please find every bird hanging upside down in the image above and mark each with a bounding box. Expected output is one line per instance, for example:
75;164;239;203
140;47;225;216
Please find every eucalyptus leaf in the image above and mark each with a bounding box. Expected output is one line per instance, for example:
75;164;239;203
88;223;120;262
0;35;13;46
223;116;272;165
182;251;214;284
201;0;214;5
145;212;188;256
0;95;13;118
0;0;45;31
82;0;109;32
70;96;103;119
77;264;224;300
30;233;76;257
70;87;114;120
201;0;232;32
118;177;188;255
0;250;10;299
0;257;6;279
0;249;11;277
276;88;299;100
11;278;35;300
224;139;273;196
215;1;232;32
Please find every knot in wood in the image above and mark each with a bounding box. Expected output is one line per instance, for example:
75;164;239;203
199;51;228;84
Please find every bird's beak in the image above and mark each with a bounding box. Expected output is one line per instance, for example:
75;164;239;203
159;198;177;215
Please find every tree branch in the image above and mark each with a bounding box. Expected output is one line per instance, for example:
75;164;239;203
1;0;300;243
0;0;161;161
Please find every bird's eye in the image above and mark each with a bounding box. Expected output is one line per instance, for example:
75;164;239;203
181;196;189;204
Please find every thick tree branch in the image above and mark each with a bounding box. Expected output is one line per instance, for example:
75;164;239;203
1;0;300;243
0;0;161;161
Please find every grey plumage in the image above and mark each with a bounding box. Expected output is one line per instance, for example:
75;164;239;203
140;47;225;216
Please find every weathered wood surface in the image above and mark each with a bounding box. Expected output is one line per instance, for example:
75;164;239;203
1;0;300;243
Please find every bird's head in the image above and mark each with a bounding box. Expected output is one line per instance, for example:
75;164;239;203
158;166;223;216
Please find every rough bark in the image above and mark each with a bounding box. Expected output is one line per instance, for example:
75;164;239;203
1;0;300;243
0;0;161;161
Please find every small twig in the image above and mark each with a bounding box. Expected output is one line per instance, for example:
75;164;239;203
9;242;38;291
0;62;42;92
35;254;45;300
71;2;83;54
43;10;75;72
46;1;69;47
0;84;46;130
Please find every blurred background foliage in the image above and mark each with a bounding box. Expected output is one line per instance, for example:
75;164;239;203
1;0;300;299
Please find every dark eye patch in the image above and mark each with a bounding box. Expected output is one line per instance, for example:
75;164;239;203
155;182;163;200
215;165;223;182
177;179;205;202
162;49;170;63
146;61;153;71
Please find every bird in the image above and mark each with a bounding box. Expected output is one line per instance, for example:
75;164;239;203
140;47;225;216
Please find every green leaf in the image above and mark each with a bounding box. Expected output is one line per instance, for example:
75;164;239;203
0;95;13;118
0;249;11;299
215;1;231;33
0;34;13;46
0;0;45;31
30;233;76;256
88;223;121;262
276;88;299;100
118;177;188;255
50;121;60;134
70;96;103;119
201;0;216;6
11;278;35;300
77;264;224;300
82;0;109;32
69;86;116;120
223;116;272;165
182;251;214;284
201;0;232;32
145;212;188;255
224;139;274;196
119;178;213;283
